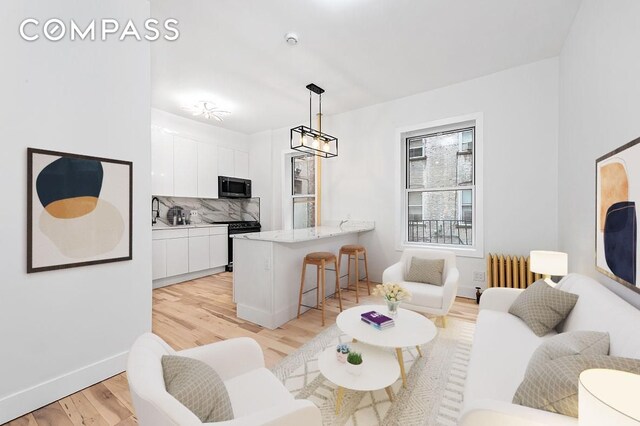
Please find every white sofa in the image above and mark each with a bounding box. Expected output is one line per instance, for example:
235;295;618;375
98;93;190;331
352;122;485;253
459;273;640;426
382;248;459;325
127;333;322;426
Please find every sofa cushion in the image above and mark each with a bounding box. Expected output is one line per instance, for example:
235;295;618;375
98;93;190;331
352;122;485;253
557;274;640;359
464;310;557;404
161;355;234;422
405;257;444;285
508;280;579;337
513;354;640;417
224;367;294;418
524;331;609;378
399;281;444;309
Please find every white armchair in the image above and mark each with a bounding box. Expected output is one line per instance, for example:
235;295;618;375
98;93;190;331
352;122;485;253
127;333;322;426
382;248;459;326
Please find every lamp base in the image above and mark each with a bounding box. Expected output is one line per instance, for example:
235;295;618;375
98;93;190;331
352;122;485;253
543;275;556;287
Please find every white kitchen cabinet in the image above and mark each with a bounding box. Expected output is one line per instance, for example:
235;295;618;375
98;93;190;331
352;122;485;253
218;147;235;177
165;237;189;277
209;228;228;268
152;239;167;280
234;150;249;179
197;142;218;198
151;128;174;196
173;136;199;197
188;228;210;272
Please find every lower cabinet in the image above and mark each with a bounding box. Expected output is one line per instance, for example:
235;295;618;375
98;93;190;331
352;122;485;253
166;237;189;277
210;234;228;268
153;225;228;283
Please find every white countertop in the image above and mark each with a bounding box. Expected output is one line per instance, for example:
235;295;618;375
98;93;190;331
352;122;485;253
231;221;374;243
152;223;228;230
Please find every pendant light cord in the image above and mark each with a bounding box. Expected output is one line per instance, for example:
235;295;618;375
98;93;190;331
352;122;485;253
309;90;312;130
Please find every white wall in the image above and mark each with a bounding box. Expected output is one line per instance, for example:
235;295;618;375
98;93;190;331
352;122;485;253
251;58;560;297
0;1;152;422
558;0;640;308
248;131;274;230
152;108;250;151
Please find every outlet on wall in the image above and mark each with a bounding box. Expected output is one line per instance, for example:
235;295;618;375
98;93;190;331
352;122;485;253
473;271;485;282
190;210;198;216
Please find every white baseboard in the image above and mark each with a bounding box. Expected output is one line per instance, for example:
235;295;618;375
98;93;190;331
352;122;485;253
0;351;128;424
152;266;226;289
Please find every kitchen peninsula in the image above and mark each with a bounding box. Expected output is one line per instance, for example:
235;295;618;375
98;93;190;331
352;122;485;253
232;221;375;329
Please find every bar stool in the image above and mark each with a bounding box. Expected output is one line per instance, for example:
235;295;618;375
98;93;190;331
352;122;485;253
297;252;343;326
338;245;371;303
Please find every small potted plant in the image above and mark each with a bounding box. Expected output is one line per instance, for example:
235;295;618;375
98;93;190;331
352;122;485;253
336;343;350;363
346;351;363;375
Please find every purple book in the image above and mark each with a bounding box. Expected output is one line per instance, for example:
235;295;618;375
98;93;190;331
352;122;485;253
361;311;394;326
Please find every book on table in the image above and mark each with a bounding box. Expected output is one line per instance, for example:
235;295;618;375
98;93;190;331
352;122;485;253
361;311;394;329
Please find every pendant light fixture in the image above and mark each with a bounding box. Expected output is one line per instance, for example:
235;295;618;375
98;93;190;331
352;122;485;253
290;84;338;158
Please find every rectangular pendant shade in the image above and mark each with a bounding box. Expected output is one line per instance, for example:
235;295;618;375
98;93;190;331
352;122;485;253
290;125;338;158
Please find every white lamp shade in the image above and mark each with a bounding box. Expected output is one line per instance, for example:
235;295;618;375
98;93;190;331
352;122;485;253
579;369;640;425
529;250;568;276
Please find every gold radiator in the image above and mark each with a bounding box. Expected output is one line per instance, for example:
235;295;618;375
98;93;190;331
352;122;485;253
486;253;543;288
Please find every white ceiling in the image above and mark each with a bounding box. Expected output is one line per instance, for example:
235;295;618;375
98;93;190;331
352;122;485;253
151;0;581;135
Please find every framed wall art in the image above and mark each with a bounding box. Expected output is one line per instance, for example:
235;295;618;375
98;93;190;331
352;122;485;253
596;136;640;293
27;148;132;273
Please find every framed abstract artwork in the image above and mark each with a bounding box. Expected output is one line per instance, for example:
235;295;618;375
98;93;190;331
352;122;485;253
596;137;640;293
27;148;132;273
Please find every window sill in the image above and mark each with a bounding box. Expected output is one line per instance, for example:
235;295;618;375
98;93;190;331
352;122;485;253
400;241;483;258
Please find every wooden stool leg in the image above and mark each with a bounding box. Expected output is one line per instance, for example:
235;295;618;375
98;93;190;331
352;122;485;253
346;253;351;292
297;260;307;318
321;260;326;326
337;251;343;290
316;264;321;309
354;252;360;303
363;250;372;295
334;258;343;312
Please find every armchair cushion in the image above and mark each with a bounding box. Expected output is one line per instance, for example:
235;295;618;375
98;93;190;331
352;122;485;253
405;257;444;285
224;368;294;418
508;280;579;337
162;355;234;422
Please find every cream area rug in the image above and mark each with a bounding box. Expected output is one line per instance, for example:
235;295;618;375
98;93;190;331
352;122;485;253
271;318;475;426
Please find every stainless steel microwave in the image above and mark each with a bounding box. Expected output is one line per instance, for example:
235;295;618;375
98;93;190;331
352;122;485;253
218;176;252;198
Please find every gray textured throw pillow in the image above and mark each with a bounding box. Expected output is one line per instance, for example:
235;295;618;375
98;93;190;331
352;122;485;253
162;355;234;422
508;280;579;336
513;354;640;417
406;257;444;285
524;331;610;378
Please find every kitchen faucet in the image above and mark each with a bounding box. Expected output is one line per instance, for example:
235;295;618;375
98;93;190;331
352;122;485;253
152;197;160;225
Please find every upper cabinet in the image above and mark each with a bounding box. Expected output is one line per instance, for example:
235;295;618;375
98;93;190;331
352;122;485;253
151;128;249;198
151;127;174;196
234;150;249;179
218;147;235;177
197;142;218;198
173;136;199;197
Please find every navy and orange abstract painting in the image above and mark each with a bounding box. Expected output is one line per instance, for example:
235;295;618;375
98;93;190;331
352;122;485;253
596;137;640;291
27;148;132;273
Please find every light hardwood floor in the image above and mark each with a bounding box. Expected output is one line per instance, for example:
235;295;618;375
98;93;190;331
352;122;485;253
5;272;478;426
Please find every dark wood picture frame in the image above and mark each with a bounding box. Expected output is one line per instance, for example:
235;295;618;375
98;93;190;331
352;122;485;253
27;148;133;273
595;136;640;294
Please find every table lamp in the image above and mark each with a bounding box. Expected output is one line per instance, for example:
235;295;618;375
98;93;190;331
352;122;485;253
579;368;640;425
529;250;568;286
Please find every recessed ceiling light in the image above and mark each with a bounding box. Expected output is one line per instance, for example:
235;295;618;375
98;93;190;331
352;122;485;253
284;32;299;46
181;101;231;122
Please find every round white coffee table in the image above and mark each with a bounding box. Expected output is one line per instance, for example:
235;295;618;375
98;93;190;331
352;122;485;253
318;342;400;414
336;304;438;387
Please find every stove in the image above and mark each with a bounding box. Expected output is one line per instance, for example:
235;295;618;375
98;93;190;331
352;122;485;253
213;221;261;271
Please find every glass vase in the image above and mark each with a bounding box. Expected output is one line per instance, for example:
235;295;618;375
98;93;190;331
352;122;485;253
386;300;400;317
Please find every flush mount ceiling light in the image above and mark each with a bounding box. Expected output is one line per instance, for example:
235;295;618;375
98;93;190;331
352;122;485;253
284;32;299;45
290;84;338;158
181;101;230;122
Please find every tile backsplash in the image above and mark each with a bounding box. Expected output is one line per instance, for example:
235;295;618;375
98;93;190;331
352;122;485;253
153;196;260;225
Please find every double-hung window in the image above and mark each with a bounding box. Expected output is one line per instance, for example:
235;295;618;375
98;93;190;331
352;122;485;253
404;121;478;251
291;154;316;229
